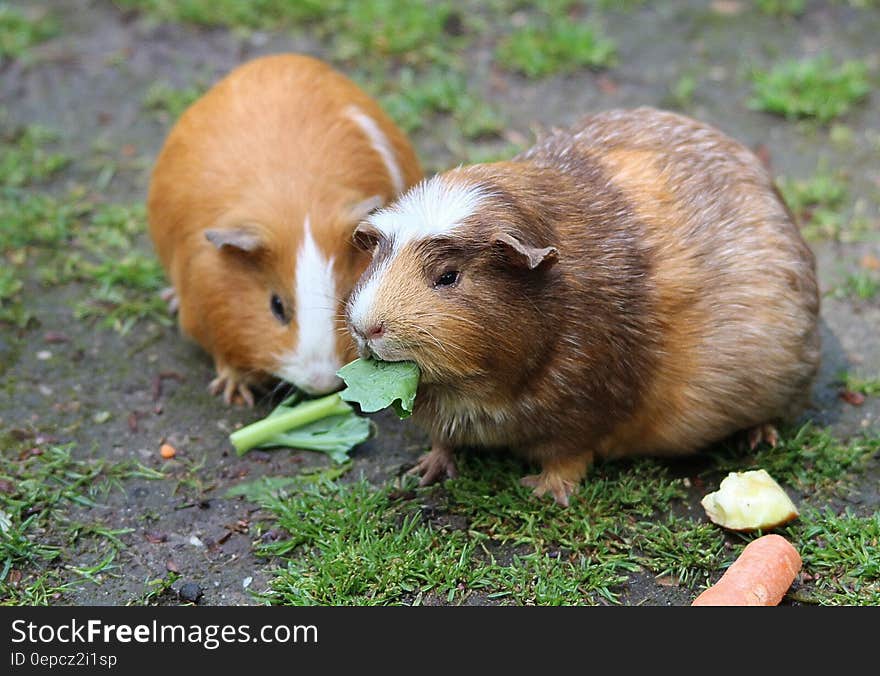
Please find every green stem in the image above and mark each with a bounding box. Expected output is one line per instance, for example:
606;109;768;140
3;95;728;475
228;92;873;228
230;393;351;456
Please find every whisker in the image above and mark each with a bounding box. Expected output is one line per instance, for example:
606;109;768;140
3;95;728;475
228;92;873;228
303;304;343;313
407;311;484;331
410;325;448;355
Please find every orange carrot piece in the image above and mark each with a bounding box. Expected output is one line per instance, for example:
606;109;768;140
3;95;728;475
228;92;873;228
692;534;801;606
159;443;177;459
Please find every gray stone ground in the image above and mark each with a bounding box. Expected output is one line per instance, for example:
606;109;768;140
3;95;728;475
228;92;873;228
1;0;878;604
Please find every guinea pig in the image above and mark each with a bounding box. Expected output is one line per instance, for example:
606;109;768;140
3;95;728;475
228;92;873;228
148;53;422;405
346;107;820;506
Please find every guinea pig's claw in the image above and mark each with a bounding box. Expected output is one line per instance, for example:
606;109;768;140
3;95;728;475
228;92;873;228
407;447;457;486
747;423;780;451
208;374;255;407
236;383;256;408
520;474;575;507
160;286;179;315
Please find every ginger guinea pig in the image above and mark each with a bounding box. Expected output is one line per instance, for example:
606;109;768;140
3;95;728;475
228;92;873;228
346;107;820;506
148;53;422;405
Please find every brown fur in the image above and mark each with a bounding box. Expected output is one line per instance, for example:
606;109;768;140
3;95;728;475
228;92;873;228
348;107;820;505
148;54;422;401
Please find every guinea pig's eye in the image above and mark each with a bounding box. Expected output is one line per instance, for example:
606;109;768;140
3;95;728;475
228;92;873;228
434;270;460;288
270;293;289;324
353;226;381;253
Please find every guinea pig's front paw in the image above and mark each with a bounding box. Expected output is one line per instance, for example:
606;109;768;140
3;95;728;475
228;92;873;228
208;365;256;407
406;444;458;487
160;286;179;315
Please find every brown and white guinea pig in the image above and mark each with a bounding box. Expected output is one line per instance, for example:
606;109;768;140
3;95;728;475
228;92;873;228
346;107;820;506
148;53;422;405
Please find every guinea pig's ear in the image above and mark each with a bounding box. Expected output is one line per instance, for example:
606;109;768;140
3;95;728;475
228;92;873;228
492;232;558;271
346;195;385;224
204;225;264;253
352;221;382;253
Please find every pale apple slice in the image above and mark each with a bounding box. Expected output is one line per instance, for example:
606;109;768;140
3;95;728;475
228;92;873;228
701;469;799;532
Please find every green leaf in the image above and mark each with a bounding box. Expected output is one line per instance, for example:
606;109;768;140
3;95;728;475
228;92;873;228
230;393;352;456
256;414;374;463
223;476;303;502
230;390;372;462
224;463;353;502
337;358;420;419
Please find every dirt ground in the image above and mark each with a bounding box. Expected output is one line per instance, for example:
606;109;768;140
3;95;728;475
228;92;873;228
1;0;878;605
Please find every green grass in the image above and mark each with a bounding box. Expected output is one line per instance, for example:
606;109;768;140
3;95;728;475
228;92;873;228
259;480;490;605
0;116;77;326
838;372;880;396
118;0;463;66
0;444;159;605
630;515;727;587
456;140;524;166
496;15;616;78
71;204;168;334
128;571;182;606
255;455;686;605
754;0;806;17
0;266;22;293
113;0;337;29
710;423;880;494
0;187;168;332
252;421;880;605
0;115;169;332
750;55;871;123
832;271;880;301
331;1;459;64
786;508;880;604
0;121;70;187
776;165;853;241
0;189;88;252
778;169;848;215
0;5;58;60
143;81;205;121
377;67;504;138
667;73;697;109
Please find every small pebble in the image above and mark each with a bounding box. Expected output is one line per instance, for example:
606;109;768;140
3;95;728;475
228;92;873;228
188;535;205;548
178;582;203;604
36;350;52;361
708;66;727;81
242;576;253;589
43;331;69;343
160;443;177;459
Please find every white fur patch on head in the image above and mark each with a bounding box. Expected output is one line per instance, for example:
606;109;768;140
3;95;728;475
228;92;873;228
345;105;404;196
275;216;342;394
366;174;487;250
347;175;487;347
346;255;392;349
